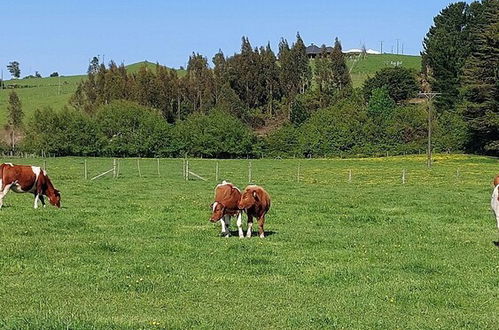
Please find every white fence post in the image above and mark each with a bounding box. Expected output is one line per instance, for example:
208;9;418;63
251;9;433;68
402;169;406;184
297;164;300;182
137;158;142;178
113;159;117;179
248;161;252;183
186;161;189;181
157;158;161;177
348;169;352;183
216;161;219;182
84;159;88;180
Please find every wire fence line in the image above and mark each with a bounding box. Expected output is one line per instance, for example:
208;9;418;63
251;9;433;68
0;156;496;187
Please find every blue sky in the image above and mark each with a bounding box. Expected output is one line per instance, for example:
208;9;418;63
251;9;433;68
0;0;461;77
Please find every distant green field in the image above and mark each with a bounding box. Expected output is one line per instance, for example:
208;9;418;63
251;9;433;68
0;154;498;328
0;62;184;126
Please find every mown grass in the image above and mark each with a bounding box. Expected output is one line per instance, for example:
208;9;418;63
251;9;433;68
0;154;498;329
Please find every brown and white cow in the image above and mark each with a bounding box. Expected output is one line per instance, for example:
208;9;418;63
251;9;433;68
210;180;243;237
492;175;499;229
0;163;61;209
238;185;271;238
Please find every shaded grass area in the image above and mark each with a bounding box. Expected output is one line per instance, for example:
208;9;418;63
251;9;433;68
0;155;498;328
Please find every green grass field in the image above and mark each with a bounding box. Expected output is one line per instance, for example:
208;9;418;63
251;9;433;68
0;154;498;328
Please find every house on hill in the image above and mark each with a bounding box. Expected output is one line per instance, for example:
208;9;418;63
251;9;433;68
306;43;381;58
306;44;333;58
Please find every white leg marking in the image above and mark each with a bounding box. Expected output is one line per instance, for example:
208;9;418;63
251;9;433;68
0;184;13;209
220;217;227;236
260;233;265;239
34;195;39;209
246;222;253;238
236;212;244;238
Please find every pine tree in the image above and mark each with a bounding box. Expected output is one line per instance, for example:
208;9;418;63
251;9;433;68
279;38;300;120
292;32;312;93
7;90;23;149
330;38;351;91
314;44;333;107
212;49;227;105
260;43;281;116
461;0;499;154
421;2;471;112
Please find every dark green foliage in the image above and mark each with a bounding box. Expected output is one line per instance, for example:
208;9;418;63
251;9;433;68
23;107;103;156
363;67;420;102
50;72;59;77
461;0;499;154
172;110;255;158
7;61;20;79
87;56;100;75
421;2;471;112
298;95;369;156
264;124;299;157
7;90;23;128
330;38;352;91
388;104;428;151
96;101;172;157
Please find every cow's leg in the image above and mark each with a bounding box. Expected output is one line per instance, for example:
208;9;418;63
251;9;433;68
39;195;46;207
0;184;12;209
220;217;227;237
224;215;231;237
236;212;244;238
34;194;40;209
246;214;253;238
257;215;266;238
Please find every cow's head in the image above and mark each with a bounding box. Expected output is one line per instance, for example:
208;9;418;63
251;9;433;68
210;202;224;222
49;189;61;208
238;189;258;210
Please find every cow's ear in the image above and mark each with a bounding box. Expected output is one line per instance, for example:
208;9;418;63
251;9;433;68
252;191;259;201
210;203;214;210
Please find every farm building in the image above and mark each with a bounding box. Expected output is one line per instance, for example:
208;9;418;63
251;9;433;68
306;43;381;58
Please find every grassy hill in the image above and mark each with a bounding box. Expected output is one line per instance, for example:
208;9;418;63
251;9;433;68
346;53;421;87
0;55;419;126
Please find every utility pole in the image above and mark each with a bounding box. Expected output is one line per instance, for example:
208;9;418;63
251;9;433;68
418;92;441;168
380;40;383;54
396;39;400;55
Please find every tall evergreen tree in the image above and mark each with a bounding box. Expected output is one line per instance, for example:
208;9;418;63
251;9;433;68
330;38;351;91
7;90;23;149
461;0;499;154
292;32;312;93
260;43;281;116
279;38;300;120
421;2;471;112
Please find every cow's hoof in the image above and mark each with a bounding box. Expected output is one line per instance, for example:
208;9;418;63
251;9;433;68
259;234;265;239
239;235;244;239
224;234;231;238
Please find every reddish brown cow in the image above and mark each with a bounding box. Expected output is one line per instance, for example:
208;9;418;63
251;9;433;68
238;185;271;238
0;163;61;209
210;180;242;237
493;175;499;187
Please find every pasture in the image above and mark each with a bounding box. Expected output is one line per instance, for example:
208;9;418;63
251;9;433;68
0;154;498;329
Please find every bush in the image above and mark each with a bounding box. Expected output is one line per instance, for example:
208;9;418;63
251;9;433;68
363;67;420;103
23;107;103;156
173;109;255;158
96;101;172;157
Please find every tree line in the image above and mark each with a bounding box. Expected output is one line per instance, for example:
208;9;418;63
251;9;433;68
7;0;498;157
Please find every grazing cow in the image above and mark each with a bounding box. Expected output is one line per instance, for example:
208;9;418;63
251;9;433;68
210;180;243;237
238;185;271;238
0;163;61;209
492;176;499;230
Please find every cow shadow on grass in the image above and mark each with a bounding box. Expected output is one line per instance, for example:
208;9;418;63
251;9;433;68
225;230;277;238
493;241;499;248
